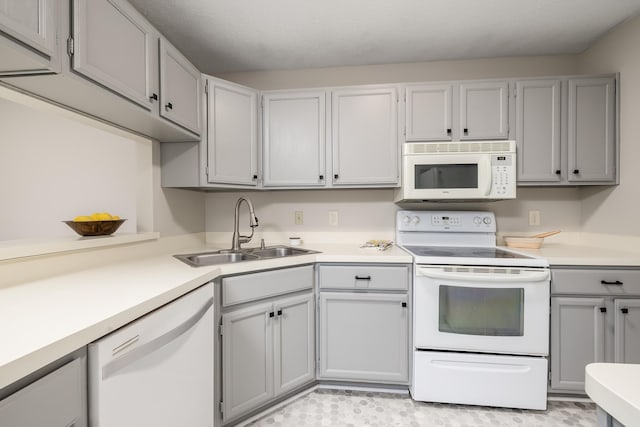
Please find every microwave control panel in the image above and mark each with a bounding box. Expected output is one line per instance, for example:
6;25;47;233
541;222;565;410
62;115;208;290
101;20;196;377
490;154;515;198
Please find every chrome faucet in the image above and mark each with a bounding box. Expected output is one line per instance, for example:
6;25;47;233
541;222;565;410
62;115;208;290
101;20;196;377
231;197;259;251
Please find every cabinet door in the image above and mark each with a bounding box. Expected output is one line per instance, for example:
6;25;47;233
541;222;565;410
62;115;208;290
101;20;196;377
515;79;562;182
567;77;616;183
0;0;56;56
0;358;86;427
319;292;408;383
405;85;453;141
159;38;201;135
262;91;326;187
222;302;273;421
206;79;258;185
273;293;315;396
459;81;509;140
72;0;155;110
550;297;606;392
614;299;640;364
332;87;399;185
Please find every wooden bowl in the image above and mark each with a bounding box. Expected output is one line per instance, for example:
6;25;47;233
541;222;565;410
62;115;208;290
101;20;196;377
63;219;126;236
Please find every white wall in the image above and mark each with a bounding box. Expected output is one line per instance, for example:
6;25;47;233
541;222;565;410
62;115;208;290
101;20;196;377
578;15;640;236
0;86;205;241
208;54;585;235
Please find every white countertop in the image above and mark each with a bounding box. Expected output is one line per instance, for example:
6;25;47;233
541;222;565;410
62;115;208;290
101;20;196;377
0;241;412;390
502;242;640;267
585;363;640;426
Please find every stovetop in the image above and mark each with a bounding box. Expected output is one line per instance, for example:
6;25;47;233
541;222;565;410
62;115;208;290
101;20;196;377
403;245;531;259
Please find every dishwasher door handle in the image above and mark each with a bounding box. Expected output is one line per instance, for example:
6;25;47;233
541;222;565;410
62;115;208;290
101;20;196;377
102;296;214;380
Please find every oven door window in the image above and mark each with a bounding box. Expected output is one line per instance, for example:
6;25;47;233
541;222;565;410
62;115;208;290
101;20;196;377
414;164;478;189
438;285;524;336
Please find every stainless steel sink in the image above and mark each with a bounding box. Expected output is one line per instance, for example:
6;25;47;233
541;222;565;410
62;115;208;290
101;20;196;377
174;245;318;267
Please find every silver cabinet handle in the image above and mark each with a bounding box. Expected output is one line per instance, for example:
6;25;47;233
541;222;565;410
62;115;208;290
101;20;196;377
102;297;213;379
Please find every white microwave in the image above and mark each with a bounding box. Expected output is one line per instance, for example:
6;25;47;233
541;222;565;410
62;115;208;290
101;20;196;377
395;141;517;202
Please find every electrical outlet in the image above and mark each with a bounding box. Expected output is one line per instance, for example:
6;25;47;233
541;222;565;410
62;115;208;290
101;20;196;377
294;211;304;225
529;210;541;226
329;210;339;226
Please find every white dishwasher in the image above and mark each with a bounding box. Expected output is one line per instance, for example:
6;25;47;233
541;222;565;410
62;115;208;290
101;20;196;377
88;282;214;427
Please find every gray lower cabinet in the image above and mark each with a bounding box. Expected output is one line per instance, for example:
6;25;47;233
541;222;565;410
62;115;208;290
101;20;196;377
0;0;59;75
220;266;315;423
550;267;640;394
317;263;410;384
0;354;87;427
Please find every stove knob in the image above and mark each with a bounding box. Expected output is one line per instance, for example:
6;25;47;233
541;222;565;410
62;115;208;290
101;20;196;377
473;216;482;225
402;216;411;225
412;216;421;225
483;216;492;225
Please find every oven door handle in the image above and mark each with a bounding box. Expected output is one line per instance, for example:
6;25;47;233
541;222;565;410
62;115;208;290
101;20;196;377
416;267;550;283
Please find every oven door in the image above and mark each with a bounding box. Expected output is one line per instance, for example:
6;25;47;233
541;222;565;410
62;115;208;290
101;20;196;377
402;153;492;200
414;265;550;356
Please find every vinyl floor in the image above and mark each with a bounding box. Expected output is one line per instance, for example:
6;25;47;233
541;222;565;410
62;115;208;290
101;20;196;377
247;389;596;427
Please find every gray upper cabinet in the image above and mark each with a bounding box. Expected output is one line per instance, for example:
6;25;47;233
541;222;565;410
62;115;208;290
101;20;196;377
0;0;59;75
159;38;201;135
206;77;258;186
459;81;509;140
405;84;453;141
515;79;562;182
262;90;326;187
331;86;399;186
72;0;155;111
567;77;616;183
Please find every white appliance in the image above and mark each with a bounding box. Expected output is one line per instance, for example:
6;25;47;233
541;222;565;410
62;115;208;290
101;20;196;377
397;210;550;410
395;141;516;202
88;283;214;427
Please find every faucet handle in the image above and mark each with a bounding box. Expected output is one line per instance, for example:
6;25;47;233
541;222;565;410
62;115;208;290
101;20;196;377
260;238;266;249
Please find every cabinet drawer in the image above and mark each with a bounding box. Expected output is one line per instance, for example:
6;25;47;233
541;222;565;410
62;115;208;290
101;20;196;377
222;265;314;307
552;268;640;296
318;265;409;290
0;358;85;427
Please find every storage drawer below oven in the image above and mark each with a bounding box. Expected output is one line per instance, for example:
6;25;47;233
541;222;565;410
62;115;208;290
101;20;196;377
412;351;548;410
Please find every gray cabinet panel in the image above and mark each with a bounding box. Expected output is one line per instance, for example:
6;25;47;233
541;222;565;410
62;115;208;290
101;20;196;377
405;84;453;141
550;296;606;392
319;292;409;383
318;264;409;290
332;87;399;186
222;265;314;307
568;77;616;183
274;293;315;395
262;91;326;187
614;299;640;364
72;0;155;110
515;79;562;182
551;268;640;295
222;302;273;421
159;38;201;135
207;78;258;185
0;0;55;56
459;81;509;140
0;357;86;427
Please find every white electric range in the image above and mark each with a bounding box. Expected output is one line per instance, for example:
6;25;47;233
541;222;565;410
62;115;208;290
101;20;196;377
397;210;550;411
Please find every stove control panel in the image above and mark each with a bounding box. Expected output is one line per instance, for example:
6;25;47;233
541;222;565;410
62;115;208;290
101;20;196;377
397;210;496;233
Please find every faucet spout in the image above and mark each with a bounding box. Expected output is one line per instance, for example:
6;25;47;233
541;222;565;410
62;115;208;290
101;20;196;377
231;197;259;251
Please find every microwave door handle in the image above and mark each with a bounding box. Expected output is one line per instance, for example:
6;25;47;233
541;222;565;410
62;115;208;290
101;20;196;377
480;157;492;196
416;267;550;283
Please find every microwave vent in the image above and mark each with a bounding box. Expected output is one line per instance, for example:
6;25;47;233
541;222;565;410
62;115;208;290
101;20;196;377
405;141;515;154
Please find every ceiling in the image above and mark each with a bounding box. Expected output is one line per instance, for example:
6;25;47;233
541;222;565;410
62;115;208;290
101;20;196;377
127;0;640;75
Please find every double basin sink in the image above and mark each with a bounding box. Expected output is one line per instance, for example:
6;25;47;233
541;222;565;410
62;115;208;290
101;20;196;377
174;245;319;267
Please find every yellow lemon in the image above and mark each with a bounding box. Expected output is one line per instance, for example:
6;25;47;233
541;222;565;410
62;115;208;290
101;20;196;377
111;215;120;220
91;212;113;221
73;215;93;222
